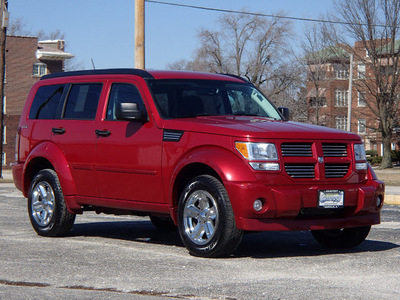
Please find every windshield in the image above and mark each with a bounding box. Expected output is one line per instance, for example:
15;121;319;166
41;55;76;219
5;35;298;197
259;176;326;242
148;79;282;120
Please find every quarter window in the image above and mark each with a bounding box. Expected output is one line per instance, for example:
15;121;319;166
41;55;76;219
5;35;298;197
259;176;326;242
29;84;65;119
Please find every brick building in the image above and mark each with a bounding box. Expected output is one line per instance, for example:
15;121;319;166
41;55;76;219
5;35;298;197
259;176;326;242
307;40;399;156
3;36;73;166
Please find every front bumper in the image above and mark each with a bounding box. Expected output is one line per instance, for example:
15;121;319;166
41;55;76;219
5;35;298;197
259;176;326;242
225;179;385;231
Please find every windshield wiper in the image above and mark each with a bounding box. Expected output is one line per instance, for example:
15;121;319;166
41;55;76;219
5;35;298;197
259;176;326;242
232;111;260;117
179;113;213;118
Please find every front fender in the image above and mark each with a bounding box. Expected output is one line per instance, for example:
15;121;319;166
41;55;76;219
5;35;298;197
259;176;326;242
168;146;256;209
23;141;77;197
176;146;256;183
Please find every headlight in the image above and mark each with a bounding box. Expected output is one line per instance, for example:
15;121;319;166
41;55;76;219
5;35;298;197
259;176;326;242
236;142;278;160
354;143;367;171
236;142;280;171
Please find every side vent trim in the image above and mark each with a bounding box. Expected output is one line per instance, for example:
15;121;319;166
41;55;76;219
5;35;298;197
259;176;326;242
163;130;184;142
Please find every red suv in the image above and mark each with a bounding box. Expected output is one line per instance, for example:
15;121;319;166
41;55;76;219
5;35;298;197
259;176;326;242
12;69;385;257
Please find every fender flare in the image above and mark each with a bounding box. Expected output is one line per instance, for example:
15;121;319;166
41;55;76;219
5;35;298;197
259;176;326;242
23;141;77;197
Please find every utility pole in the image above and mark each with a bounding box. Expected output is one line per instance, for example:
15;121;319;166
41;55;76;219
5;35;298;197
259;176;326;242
347;53;353;132
135;0;145;69
0;0;8;178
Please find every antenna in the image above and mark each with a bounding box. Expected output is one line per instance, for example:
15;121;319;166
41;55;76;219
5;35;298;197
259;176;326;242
91;58;96;70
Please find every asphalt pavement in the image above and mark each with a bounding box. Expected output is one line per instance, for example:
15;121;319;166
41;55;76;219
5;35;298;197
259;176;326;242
0;170;399;299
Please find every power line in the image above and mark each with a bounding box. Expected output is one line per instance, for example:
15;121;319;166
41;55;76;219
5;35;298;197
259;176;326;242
145;0;388;28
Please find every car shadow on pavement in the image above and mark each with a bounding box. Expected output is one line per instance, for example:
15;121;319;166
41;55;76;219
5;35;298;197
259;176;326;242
69;219;399;258
70;219;184;247
234;230;400;259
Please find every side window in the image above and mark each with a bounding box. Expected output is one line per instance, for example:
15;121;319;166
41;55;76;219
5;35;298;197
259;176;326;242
64;83;102;120
106;83;145;120
29;84;65;119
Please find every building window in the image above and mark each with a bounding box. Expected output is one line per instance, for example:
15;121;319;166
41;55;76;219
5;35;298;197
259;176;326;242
358;119;366;134
334;64;349;79
335;89;348;107
336;116;348;131
33;63;47;77
358;64;366;79
358;92;366;107
309;97;327;107
2;126;5;144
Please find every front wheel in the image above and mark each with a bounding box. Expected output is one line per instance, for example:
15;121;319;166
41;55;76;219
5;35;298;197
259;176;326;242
178;175;243;258
28;169;76;237
311;225;371;248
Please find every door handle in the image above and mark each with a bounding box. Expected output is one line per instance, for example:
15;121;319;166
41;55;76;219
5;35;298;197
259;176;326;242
95;129;111;137
52;127;65;135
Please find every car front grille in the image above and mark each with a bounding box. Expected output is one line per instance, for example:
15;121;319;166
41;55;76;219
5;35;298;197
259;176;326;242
281;143;351;179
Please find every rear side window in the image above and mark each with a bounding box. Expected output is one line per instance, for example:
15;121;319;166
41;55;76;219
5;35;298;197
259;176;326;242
29;84;65;119
64;84;102;120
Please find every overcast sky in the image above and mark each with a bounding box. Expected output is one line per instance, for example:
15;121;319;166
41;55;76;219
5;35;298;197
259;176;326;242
10;0;335;70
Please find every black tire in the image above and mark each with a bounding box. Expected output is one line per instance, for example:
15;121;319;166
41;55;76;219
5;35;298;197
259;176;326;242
311;225;371;248
28;169;76;237
150;216;177;231
178;175;243;258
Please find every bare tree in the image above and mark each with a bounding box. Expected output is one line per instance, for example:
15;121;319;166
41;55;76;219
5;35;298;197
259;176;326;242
8;17;31;36
331;0;400;168
169;11;299;101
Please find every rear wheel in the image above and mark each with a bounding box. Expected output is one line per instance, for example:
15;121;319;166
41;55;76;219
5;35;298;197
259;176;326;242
178;175;243;258
311;225;371;248
28;169;75;237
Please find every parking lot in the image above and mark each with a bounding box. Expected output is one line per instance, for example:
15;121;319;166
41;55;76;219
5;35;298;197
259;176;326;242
0;182;399;299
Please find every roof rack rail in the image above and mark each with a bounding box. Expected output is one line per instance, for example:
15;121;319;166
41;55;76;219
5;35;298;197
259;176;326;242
41;68;155;80
219;73;250;83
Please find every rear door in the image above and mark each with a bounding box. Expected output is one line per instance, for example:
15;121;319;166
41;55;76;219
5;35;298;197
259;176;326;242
95;80;164;203
50;82;103;197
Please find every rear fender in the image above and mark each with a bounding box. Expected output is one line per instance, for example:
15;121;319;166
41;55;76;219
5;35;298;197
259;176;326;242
23;142;77;198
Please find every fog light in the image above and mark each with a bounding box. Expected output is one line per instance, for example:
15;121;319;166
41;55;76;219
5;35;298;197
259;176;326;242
253;199;263;212
249;162;280;171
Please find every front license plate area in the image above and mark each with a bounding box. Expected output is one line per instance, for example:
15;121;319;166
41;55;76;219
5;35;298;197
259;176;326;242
318;190;344;208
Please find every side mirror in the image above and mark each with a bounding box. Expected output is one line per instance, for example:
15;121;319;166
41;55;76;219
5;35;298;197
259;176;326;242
278;107;290;120
116;102;147;122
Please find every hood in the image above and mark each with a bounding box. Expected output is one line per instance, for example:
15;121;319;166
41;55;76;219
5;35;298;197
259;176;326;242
161;116;360;141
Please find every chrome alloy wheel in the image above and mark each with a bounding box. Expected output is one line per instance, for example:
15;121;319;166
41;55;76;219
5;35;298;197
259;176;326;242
183;190;219;245
31;181;55;226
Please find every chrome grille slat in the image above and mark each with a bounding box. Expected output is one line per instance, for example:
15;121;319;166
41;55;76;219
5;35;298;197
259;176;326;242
281;143;312;157
322;144;347;157
325;164;349;178
284;165;315;178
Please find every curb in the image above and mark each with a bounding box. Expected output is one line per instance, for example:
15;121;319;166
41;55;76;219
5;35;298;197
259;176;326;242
384;194;400;205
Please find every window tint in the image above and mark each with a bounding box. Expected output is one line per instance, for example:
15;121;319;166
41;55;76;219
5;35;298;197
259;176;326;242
106;83;145;120
64;84;102;120
29;84;65;119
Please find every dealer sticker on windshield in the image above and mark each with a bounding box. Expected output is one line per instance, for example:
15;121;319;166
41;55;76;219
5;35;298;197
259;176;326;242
318;190;344;208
